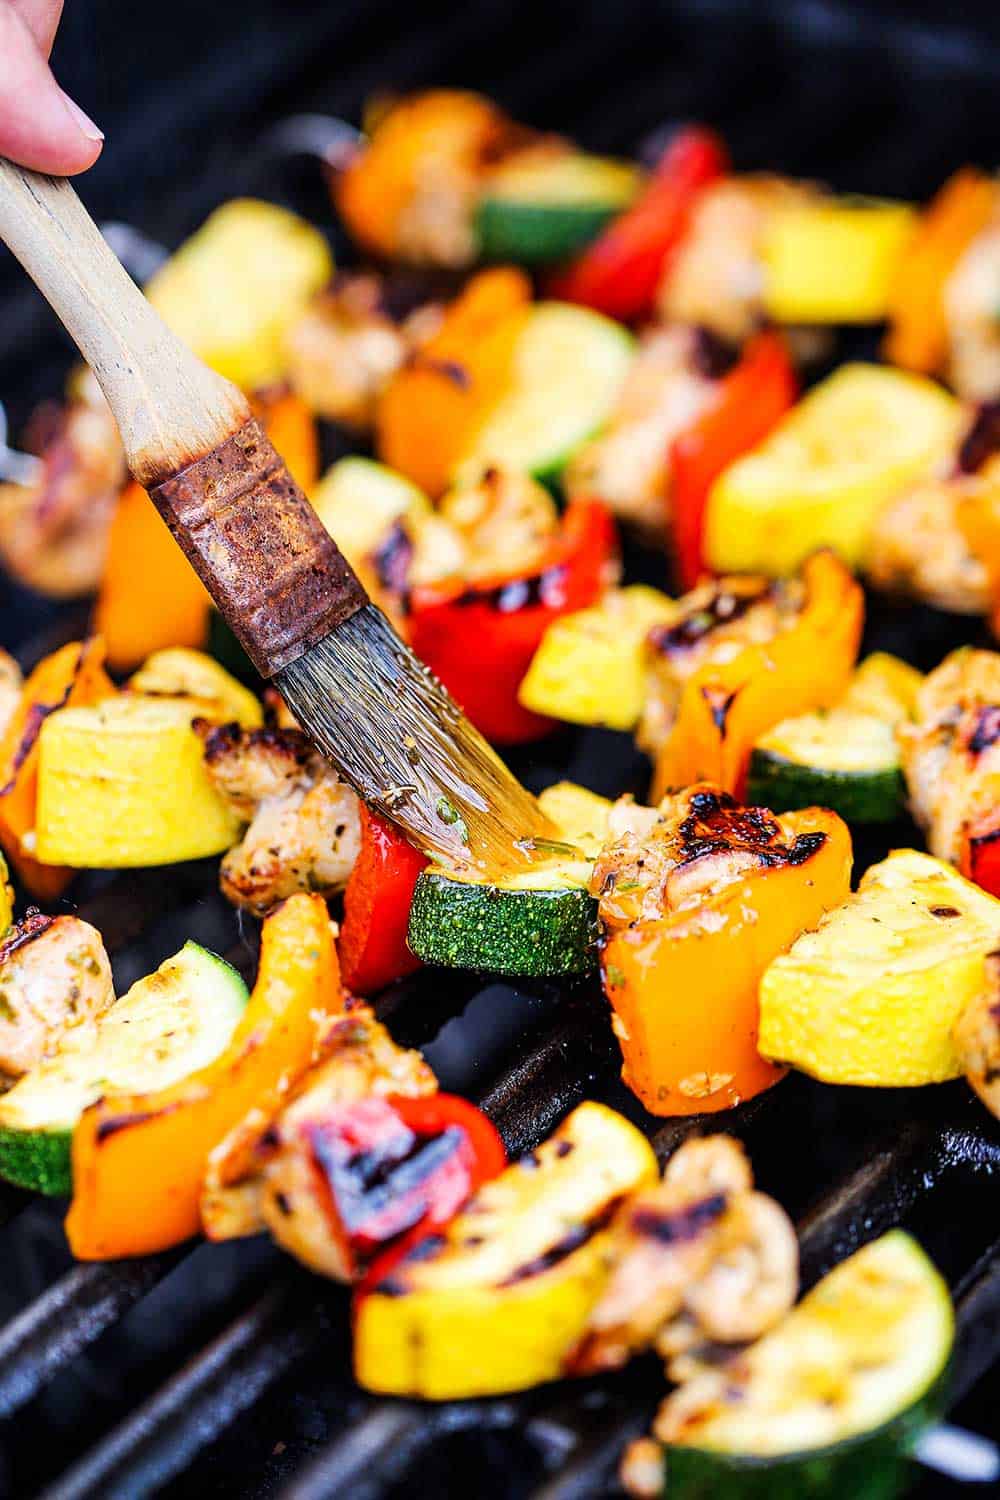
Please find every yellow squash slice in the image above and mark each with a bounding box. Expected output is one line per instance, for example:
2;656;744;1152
519;585;676;731
354;1101;657;1399
146;199;333;391
128;648;263;728
762;198;917;324
705;364;962;575
35;698;241;868
758;849;1000;1085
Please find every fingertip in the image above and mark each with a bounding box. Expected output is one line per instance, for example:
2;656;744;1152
0;7;103;176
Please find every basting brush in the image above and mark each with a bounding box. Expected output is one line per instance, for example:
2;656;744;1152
0;159;555;870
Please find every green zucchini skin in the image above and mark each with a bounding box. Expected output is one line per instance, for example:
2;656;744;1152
663;1375;947;1500
407;872;598;976
746;750;905;825
475;199;619;264
0;1126;71;1196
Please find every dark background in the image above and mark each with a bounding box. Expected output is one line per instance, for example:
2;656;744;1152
5;0;1000;431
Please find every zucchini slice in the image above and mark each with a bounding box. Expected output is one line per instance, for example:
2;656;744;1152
747;654;922;824
457;302;634;486
747;711;903;824
407;781;611;977
475;149;639;264
659;1231;952;1500
0;942;248;1195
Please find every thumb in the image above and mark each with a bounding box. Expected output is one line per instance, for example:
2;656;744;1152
0;2;102;175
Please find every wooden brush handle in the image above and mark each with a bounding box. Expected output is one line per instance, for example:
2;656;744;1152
0;160;369;676
0;159;246;481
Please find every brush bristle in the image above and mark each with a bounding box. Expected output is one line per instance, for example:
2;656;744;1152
275;604;557;871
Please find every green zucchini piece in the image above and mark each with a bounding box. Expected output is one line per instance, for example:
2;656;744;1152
456;302;634;487
747;653;921;824
475;150;639;264
408;874;598;977
659;1231;953;1500
747;709;905;823
0;941;248;1195
407;780;611;977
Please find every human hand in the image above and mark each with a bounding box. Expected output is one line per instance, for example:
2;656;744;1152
0;1;103;173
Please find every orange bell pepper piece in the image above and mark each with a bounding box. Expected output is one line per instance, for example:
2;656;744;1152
652;551;863;801
883;169;997;376
95;481;211;672
94;391;318;672
334;90;509;261
600;803;852;1115
375;268;532;496
66;892;342;1259
253;387;320;491
0;638;114;899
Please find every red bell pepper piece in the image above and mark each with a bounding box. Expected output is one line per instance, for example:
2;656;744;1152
407;498;617;745
305;1091;506;1273
962;808;1000;899
338;806;428;994
669;331;798;591
548;125;728;323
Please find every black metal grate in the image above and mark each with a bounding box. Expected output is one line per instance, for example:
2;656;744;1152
1;4;999;1496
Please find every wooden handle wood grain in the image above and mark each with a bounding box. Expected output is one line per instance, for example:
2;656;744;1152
0;158;247;484
0;159;370;676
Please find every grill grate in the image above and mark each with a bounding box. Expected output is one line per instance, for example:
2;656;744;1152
1;3;1000;1495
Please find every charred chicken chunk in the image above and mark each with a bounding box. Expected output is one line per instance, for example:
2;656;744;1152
570;1135;797;1375
592;783;824;927
285;272;444;430
944;205;1000;402
408;466;561;588
0;396;125;597
637;574;804;759
564;326;724;532
0;911;114;1083
899;648;1000;866
202;1002;435;1278
953;947;1000;1120
197;721;361;915
657;175;816;344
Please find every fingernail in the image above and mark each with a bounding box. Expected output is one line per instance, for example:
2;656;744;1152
60;89;104;143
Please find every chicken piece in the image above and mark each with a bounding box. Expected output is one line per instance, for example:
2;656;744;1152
201;1001;435;1278
867;405;1000;614
409;466;561;588
197;722;361;915
0;910;114;1083
867;472;993;614
0;649;22;742
953;946;1000;1120
285;272;444;430
636;575;804;760
570;1135;797;1376
564;326;722;532
899;648;1000;865
0;395;125;597
592;783;818;928
944;207;1000;402
657;176;817;344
